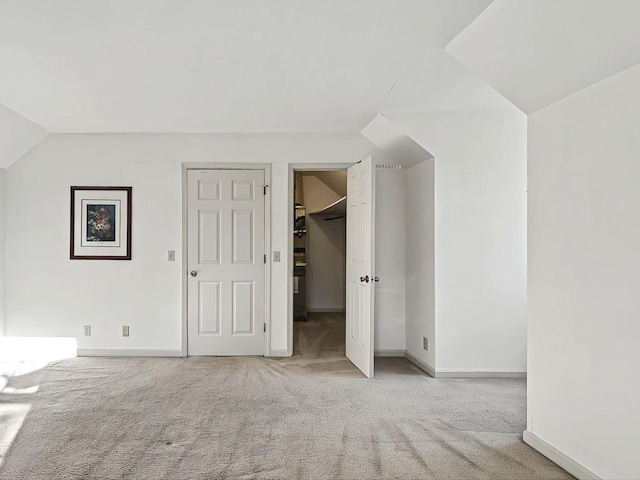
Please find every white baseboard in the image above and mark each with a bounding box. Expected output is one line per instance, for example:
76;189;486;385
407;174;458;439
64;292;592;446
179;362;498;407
306;307;346;313
374;349;405;357
435;370;526;378
523;430;602;480
404;350;436;377
403;350;526;378
269;349;290;357
77;349;183;358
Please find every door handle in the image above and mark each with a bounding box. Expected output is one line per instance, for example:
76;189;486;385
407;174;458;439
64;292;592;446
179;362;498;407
360;275;369;283
373;276;379;283
190;270;198;277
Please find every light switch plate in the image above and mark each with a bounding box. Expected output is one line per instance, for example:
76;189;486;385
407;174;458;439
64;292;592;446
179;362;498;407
168;250;176;261
273;251;281;262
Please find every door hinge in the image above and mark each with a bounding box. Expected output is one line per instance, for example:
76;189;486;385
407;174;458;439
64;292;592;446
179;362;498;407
263;323;267;332
263;184;268;195
264;254;267;264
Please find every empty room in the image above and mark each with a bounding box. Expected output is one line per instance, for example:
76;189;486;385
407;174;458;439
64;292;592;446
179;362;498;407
1;1;639;479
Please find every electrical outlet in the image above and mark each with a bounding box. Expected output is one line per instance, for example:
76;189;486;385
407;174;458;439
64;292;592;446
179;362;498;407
122;326;130;337
423;337;429;351
84;325;91;336
273;251;281;262
168;250;175;261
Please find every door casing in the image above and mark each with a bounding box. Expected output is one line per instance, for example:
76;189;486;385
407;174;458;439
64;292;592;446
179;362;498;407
182;163;271;357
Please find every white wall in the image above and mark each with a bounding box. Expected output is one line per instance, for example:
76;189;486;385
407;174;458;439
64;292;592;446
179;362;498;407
307;215;346;312
4;133;376;353
390;111;527;373
374;168;406;352
3;123;524;370
0;167;5;335
528;63;640;480
405;159;435;366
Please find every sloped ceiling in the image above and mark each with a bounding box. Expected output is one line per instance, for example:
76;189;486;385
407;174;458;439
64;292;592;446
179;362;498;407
447;0;640;113
311;172;347;198
361;114;432;169
0;0;515;133
301;175;343;215
0;103;49;168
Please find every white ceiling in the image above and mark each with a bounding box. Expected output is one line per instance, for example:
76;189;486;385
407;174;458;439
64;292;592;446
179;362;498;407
447;0;640;113
0;103;48;168
361;114;433;170
0;0;504;133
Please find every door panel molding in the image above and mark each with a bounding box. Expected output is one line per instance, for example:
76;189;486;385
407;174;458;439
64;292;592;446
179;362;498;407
198;281;221;335
187;168;265;355
346;156;376;378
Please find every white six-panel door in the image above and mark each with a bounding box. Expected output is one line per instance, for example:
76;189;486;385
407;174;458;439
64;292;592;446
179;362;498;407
346;157;376;378
187;169;266;356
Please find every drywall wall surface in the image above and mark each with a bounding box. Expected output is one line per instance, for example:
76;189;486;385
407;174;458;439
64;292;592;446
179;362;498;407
298;171;347;203
390;112;527;373
307;215;346;311
313;171;347;197
301;175;342;214
4;133;375;353
269;161;290;352
0;168;5;335
374;168;406;351
404;161;433;363
528;63;640;480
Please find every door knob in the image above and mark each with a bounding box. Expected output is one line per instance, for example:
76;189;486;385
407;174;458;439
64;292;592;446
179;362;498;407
190;270;198;277
373;276;380;283
360;275;369;283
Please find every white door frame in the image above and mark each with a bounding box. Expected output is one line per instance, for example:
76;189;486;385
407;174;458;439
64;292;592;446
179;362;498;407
286;163;353;356
182;163;272;357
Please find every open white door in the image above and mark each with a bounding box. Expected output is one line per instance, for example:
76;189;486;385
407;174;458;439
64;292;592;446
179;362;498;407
346;156;375;378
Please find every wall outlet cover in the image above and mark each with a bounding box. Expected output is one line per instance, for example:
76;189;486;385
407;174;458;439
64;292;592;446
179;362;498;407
122;326;130;337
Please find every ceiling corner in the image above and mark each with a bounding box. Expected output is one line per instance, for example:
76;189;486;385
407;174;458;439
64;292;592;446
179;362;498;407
0;102;50;168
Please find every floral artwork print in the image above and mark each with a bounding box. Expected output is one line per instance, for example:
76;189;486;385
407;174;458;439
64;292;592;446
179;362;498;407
86;204;116;242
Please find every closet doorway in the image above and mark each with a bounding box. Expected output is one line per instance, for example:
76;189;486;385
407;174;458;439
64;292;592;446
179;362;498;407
292;170;348;359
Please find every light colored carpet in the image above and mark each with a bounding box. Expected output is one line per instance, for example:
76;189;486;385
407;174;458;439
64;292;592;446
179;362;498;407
0;313;573;480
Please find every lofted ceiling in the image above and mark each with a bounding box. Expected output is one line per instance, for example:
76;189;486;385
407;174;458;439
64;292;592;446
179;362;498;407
0;103;48;168
0;0;512;133
446;0;640;113
3;0;637;165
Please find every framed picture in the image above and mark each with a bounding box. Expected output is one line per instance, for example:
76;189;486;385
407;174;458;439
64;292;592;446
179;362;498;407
70;186;132;260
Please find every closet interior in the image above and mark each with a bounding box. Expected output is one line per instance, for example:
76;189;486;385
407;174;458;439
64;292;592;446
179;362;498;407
292;171;347;322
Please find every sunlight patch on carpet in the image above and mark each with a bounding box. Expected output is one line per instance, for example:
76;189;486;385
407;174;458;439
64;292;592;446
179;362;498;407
0;404;30;469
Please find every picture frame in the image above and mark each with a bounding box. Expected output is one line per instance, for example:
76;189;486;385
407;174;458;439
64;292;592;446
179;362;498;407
70;186;132;260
